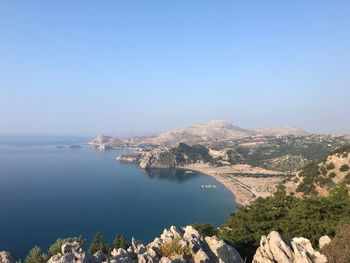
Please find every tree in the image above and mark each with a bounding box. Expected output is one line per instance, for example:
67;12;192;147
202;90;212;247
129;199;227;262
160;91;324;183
89;232;111;255
25;246;44;263
113;234;129;250
191;223;218;237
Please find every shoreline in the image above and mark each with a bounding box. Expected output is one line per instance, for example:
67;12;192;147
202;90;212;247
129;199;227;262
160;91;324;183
180;163;286;205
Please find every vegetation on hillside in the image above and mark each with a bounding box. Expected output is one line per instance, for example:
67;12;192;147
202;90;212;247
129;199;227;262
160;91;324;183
193;184;350;261
211;135;350;172
296;145;350;195
171;143;214;165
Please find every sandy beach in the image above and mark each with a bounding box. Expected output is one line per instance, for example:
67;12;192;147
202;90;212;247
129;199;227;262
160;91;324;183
181;163;286;205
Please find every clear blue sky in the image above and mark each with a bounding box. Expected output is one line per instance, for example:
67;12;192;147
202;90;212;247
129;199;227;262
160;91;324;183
0;1;349;136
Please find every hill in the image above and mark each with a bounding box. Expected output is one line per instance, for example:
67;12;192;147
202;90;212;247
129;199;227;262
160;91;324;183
287;146;350;196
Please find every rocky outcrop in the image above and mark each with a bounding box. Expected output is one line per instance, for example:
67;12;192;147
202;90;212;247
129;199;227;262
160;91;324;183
116;154;142;163
318;235;331;250
48;226;243;263
88;135;122;151
0;252;14;263
48;241;98;263
140;149;178;169
253;231;327;263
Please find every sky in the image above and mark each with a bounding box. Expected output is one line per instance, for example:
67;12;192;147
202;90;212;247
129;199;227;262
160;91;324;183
0;1;349;137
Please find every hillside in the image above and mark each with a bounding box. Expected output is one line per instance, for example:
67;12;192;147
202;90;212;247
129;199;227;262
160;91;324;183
256;126;309;136
287;146;350;196
150;120;255;144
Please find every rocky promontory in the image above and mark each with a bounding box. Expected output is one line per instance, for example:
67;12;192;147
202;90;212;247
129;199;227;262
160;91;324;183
116;154;143;163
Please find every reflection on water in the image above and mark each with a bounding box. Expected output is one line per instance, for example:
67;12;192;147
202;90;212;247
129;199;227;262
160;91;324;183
142;168;200;182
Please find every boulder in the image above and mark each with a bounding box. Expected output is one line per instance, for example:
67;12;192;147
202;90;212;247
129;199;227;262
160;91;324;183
319;235;331;249
61;241;81;254
194;249;210;263
205;236;243;263
93;251;108;262
253;231;328;263
0;252;14;263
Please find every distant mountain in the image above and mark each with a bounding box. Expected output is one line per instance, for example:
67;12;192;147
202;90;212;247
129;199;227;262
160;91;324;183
256;126;309;136
88;120;312;147
148;120;311;144
150;120;255;144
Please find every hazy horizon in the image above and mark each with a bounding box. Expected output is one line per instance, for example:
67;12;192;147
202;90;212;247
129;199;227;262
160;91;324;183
1;1;349;136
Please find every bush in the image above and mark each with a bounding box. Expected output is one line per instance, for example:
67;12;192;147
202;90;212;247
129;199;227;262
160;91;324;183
339;164;349;172
25;247;44;263
343;173;350;184
322;224;350;263
192;223;218;237
329;172;337;178
296;162;320;195
316;176;334;188
159;237;192;259
331;146;350;156
326;162;335;170
320;166;327;175
113;235;128;250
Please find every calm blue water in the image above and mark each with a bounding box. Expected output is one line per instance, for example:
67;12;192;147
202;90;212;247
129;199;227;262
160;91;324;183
0;137;236;259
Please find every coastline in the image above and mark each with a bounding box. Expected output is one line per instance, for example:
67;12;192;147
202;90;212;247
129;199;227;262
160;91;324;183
180;163;286;205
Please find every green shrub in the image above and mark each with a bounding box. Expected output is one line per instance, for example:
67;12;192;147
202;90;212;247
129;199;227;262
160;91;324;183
320;166;327;175
89;233;110;255
339;164;349;172
296;162;320;195
331;146;350;156
316;176;334;188
329;172;337;178
322;224;350;263
25;247;44;263
192;223;218;237
343;173;350;184
113;235;129;250
326;162;335;170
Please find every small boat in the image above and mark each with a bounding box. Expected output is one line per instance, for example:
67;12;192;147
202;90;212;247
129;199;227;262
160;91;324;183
201;184;217;188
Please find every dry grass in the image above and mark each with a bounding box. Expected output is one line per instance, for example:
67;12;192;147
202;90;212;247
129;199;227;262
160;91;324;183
158;237;192;259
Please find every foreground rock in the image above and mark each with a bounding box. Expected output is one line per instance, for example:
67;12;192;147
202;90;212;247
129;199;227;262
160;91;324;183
48;225;243;263
0;251;14;263
1;229;331;263
253;231;327;263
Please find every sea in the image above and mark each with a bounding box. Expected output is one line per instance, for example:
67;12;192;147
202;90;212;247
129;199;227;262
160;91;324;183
0;136;236;259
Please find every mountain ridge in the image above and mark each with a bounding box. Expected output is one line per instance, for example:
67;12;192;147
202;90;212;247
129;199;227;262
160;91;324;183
89;120;311;147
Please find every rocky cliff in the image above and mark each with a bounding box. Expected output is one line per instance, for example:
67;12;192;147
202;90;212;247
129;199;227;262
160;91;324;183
0;227;330;263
